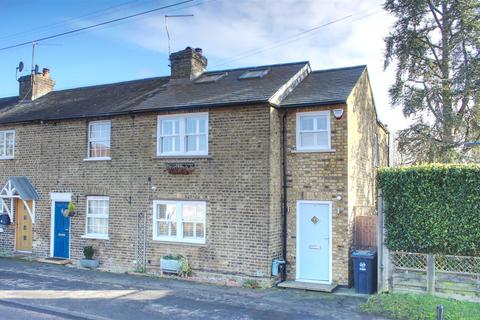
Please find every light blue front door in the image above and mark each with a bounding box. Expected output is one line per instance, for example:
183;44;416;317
297;201;331;282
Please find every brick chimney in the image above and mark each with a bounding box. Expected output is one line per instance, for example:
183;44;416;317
18;68;55;101
169;47;207;80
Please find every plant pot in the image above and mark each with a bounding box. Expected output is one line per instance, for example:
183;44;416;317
68;211;76;217
160;258;181;274
79;259;99;269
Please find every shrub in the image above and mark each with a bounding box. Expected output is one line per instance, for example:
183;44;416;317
178;258;192;277
378;164;480;256
242;279;260;289
83;246;95;260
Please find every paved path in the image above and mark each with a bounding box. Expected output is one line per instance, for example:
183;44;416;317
0;258;385;320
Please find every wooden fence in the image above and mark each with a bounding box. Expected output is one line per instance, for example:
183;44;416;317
354;215;377;249
387;251;480;302
377;190;480;302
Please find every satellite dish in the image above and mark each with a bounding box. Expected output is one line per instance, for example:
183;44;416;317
34;64;39;74
18;61;24;72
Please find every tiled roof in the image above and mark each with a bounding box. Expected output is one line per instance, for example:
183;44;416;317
0;62;366;125
279;65;366;107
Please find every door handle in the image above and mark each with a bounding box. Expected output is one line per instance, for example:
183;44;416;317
57;233;65;237
309;245;321;250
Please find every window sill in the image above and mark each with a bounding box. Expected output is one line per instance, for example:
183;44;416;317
152;239;206;246
81;235;110;240
0;157;14;160
291;148;336;153
83;157;112;161
155;155;212;159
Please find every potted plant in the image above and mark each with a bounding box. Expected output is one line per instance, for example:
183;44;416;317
79;245;99;269
63;202;76;217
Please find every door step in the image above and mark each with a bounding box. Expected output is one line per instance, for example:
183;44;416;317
278;280;337;292
37;257;72;265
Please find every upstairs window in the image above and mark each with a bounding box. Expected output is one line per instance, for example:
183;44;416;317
88;121;111;160
296;111;331;151
153;200;206;243
0;130;15;159
157;113;208;156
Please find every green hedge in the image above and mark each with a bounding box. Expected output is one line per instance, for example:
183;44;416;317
378;164;480;256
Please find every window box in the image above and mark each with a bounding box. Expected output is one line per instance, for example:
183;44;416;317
166;162;195;175
160;256;182;274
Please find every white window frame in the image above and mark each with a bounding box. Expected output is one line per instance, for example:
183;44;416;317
295;111;331;151
0;130;15;159
153;200;206;244
86;121;111;161
84;196;109;240
157;112;208;156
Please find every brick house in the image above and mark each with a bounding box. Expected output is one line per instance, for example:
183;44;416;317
0;47;388;288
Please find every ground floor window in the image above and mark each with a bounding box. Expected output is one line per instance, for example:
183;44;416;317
85;196;109;239
153;200;206;244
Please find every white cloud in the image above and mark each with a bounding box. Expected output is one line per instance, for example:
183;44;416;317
86;0;411;132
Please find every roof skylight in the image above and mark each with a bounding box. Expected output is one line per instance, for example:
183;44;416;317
238;69;270;79
195;72;227;83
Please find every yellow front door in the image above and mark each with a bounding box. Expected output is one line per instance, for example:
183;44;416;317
15;199;32;252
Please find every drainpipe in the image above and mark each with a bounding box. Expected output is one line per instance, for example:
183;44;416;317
281;109;288;281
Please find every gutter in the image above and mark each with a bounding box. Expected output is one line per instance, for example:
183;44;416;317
0;100;269;126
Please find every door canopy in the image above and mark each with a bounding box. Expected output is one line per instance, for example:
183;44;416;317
0;176;39;223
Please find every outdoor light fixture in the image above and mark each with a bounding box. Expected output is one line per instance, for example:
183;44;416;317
333;108;344;120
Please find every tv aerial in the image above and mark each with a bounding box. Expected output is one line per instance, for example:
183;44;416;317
15;61;24;80
164;14;194;56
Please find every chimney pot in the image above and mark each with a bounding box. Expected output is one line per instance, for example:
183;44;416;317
42;68;50;78
18;68;55;101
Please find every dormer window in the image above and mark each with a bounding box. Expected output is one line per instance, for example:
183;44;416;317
0;130;15;159
87;121;111;160
195;73;227;84
238;69;269;79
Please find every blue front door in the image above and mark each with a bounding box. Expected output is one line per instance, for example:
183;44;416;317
297;201;331;283
53;202;70;258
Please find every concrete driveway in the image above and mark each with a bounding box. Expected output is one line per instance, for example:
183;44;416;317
0;258;384;320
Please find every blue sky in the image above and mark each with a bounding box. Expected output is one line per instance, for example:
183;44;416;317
0;0;408;131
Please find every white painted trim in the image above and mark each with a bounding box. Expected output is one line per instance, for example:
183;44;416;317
268;63;311;105
85;196;109;239
291;149;336;154
152;200;206;244
0;130;15;159
22;199;35;224
50;192;72;258
296;200;333;284
156;112;209;157
295;110;332;151
87;120;111;160
81;234;110;240
83;157;112;161
50;192;72;202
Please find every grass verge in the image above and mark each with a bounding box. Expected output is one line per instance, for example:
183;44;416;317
361;293;480;320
